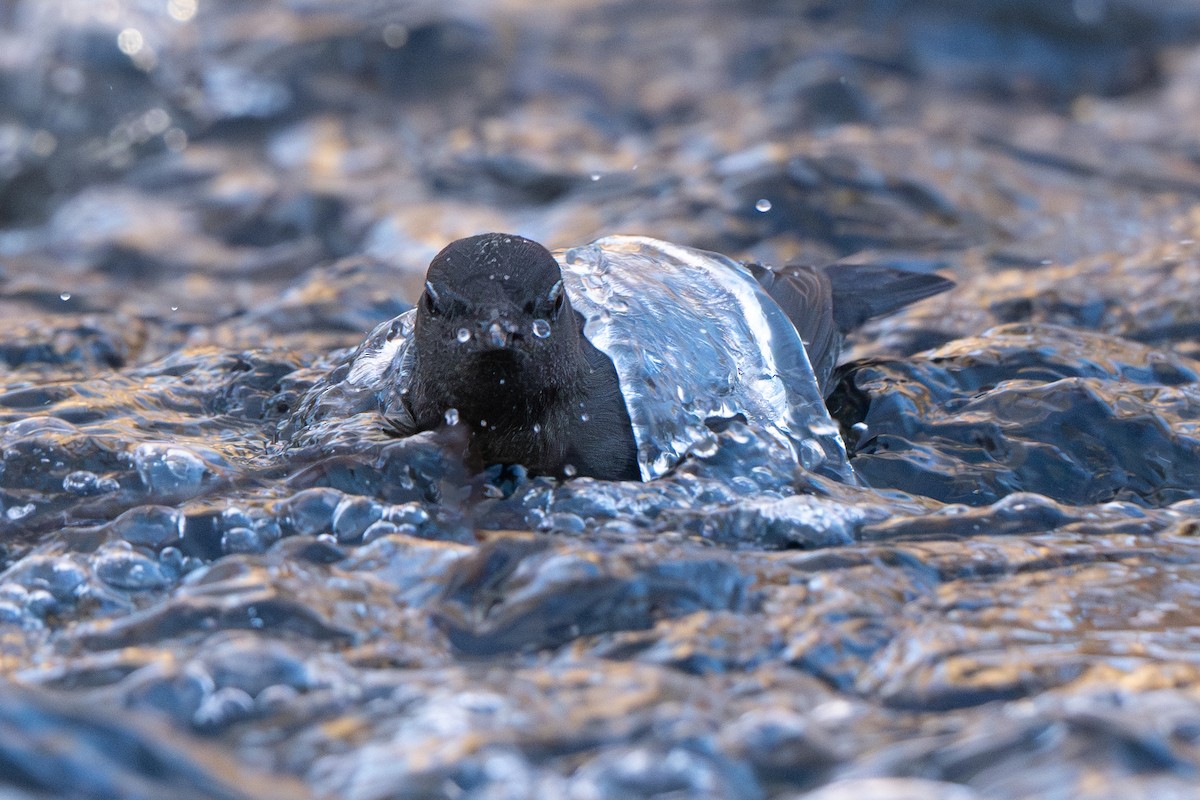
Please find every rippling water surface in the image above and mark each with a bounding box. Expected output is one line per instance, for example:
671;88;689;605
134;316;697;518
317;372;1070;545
3;1;1200;798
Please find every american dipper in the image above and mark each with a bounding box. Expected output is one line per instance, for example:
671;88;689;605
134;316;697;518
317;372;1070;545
404;234;642;480
298;233;952;482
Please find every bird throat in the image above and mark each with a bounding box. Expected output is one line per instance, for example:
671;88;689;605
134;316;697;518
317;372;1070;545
410;346;585;474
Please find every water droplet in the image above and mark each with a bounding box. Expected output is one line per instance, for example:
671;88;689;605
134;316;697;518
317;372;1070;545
163;127;188;152
755;198;772;213
590;173;601;181
456;328;471;343
1072;0;1105;24
532;424;542;434
143;107;170;135
563;464;577;478
117;28;144;56
531;319;551;339
168;0;197;22
579;413;590;423
498;378;506;385
382;23;409;48
479;419;488;428
59;292;71;301
170;306;179;312
444;408;460;426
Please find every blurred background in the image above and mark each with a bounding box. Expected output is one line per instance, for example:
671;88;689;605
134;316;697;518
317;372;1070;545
3;0;1200;364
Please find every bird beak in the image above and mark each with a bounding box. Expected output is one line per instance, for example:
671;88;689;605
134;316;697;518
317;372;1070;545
484;320;509;349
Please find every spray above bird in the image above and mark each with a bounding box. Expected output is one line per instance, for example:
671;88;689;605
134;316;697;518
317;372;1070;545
291;233;952;482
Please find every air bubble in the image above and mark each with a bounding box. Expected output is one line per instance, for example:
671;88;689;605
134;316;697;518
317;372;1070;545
332;497;383;543
384;503;430;528
111;505;184;549
755;199;772;212
277;487;341;537
95;546;172;590
63;470;101;495
563;464;577;478
531;319;551;339
133;444;212;497
221;526;267;555
456;328;471;343
444;408;460;426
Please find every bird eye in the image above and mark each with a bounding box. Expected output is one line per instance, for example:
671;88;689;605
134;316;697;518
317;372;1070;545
548;281;564;318
422;282;440;316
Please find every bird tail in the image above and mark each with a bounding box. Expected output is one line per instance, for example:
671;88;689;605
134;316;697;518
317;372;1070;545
822;263;954;332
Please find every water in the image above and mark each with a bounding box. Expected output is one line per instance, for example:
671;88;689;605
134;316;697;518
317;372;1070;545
3;0;1200;797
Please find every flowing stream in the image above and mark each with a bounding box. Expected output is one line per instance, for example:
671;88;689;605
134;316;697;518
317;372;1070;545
2;1;1200;798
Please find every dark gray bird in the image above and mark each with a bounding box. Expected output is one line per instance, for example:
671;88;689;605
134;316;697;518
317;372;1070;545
403;234;641;480
394;233;952;482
